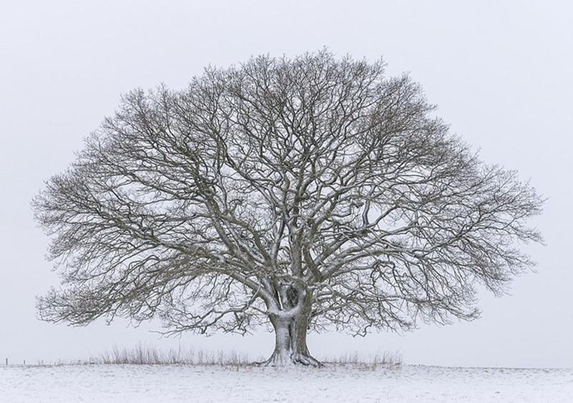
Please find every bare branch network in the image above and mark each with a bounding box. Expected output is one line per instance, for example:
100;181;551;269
33;51;543;366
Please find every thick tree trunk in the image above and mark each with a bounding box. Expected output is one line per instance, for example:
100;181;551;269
262;286;323;367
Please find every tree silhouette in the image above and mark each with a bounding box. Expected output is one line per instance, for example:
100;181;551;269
33;51;543;366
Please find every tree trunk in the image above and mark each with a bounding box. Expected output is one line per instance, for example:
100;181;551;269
262;286;323;367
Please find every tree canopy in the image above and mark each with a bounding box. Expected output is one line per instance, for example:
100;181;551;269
33;50;543;366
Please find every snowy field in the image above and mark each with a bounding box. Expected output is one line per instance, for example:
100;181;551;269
1;363;572;402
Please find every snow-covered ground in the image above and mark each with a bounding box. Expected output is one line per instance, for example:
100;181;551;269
1;363;572;402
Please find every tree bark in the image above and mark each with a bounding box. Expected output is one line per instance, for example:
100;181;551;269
262;286;323;367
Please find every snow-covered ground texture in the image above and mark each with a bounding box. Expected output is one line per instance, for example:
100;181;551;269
1;363;572;402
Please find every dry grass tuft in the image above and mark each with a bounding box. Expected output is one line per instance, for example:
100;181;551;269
95;344;256;366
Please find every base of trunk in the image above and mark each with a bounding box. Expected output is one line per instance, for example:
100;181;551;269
258;350;324;367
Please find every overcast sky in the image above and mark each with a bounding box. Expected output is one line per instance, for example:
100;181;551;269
1;0;572;368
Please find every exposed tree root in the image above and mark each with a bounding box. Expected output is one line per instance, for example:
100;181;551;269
291;353;324;367
257;352;324;368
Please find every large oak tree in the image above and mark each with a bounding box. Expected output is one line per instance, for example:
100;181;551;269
33;51;543;366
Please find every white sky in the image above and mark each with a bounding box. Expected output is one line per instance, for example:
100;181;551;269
1;0;572;368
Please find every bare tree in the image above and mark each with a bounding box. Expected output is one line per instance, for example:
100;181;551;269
33;51;543;366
